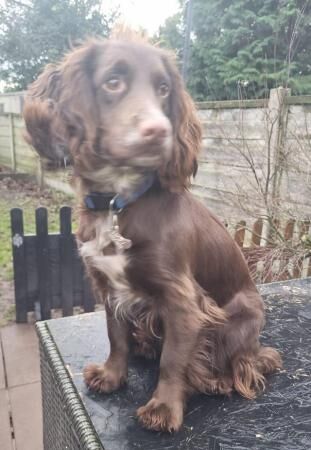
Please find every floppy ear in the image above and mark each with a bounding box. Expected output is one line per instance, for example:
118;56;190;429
23;40;101;166
158;51;202;191
23;65;70;166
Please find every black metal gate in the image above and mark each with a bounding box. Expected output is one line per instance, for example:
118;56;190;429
11;206;95;322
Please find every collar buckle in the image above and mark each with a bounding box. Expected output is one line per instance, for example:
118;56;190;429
84;173;155;212
109;195;123;214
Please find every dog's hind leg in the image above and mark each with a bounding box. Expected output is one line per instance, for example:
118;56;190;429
218;290;282;398
187;289;282;399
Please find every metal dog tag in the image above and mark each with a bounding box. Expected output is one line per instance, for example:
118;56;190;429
109;213;132;252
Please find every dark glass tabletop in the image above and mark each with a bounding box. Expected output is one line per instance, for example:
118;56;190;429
46;278;311;450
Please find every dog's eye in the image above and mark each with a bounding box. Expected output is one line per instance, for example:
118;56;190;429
158;83;170;98
103;77;125;93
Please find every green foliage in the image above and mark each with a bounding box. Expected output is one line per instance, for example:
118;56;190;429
0;0;118;91
158;11;184;58
159;0;311;100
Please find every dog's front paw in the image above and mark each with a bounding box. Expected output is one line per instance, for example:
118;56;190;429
83;363;127;393
137;397;183;432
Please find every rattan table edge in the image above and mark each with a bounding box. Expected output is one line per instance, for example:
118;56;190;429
36;321;104;450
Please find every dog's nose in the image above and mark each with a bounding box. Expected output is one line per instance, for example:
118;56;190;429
140;120;169;142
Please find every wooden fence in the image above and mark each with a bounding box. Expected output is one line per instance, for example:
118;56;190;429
232;218;311;283
11;207;311;323
2;89;311;216
196;90;311;219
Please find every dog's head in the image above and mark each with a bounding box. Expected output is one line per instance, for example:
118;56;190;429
23;38;202;190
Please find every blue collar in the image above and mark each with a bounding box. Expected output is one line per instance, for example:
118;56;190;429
84;174;155;212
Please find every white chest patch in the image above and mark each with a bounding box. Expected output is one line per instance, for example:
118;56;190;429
79;217;142;320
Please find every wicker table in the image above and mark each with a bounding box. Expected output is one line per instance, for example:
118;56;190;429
36;278;311;450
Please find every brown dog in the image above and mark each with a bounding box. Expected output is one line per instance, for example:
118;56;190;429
23;36;282;433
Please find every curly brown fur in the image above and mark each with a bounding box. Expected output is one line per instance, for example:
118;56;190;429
24;36;282;433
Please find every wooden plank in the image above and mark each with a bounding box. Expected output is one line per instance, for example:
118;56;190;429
9;382;42;450
198;107;268;122
299;220;310;238
292;221;310;279
9;113;16;171
293;258;304;279
11;208;28;323
234;221;246;247
60;207;74;316
15;159;37;172
1;324;40;387
13;148;36;161
0;115;10;126
285;95;311;105
286;122;311;137
0;154;12;168
287;104;311;123
201;137;266;155
13;148;35;160
0;390;13;450
13;149;34;161
13;139;36;154
251;219;263;246
192;184;237;206
284;219;295;240
0;135;10;146
13;138;36;153
197;98;267;109
11;115;24;126
0;125;11;135
36;208;51;320
201;120;266;140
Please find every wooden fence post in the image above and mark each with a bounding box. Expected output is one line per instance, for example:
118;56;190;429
234;220;246;247
268;87;291;197
261;87;291;244
9;113;16;172
37;157;44;189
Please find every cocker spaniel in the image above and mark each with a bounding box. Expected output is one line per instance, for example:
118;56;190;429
23;36;282;432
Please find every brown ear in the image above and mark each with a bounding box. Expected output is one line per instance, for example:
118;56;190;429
158;51;202;191
23;64;70;166
23;40;101;166
56;41;101;151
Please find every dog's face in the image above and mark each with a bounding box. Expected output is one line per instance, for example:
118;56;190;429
93;42;173;167
24;38;202;190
